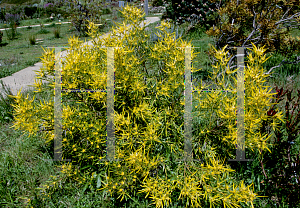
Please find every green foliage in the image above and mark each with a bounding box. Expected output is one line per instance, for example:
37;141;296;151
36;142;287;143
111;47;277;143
0;8;5;22
53;28;60;38
162;0;224;31
24;6;38;17
230;84;300;207
102;8;112;15
36;28;50;34
0;80;15;124
29;34;35;45
206;0;300;64
43;3;55;16
4;21;17;40
62;0;105;37
261;86;300;206
44;18;53;23
36;23;50;34
0;30;3;43
152;0;164;7
0;0;34;4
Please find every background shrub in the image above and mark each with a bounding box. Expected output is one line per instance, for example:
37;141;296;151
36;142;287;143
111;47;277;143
0;7;5;23
5;20;17;40
152;0;164;7
102;8;112;15
0;31;3;44
37;28;50;34
62;0;105;37
53;28;60;38
162;0;225;31
44;3;54;17
205;0;300;70
24;6;38;18
29;34;36;45
4;13;20;25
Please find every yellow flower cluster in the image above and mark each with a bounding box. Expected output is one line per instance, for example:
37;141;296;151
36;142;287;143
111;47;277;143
9;4;285;208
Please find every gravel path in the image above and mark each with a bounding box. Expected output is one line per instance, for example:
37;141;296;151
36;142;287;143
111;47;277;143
0;17;160;100
0;21;72;31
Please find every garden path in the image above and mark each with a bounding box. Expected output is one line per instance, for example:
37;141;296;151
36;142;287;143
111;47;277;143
0;22;72;31
0;17;160;100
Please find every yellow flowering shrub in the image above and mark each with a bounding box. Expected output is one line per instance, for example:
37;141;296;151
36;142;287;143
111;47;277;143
9;5;285;208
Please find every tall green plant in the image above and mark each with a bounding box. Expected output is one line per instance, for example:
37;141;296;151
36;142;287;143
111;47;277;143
9;5;285;207
0;31;3;43
5;21;17;40
62;0;105;37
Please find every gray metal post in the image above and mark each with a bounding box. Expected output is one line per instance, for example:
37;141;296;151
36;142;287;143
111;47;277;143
145;0;148;15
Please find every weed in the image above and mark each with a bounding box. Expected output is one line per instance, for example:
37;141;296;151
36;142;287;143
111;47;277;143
29;35;36;45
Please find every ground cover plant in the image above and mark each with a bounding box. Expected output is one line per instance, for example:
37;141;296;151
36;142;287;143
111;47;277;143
4;4;295;207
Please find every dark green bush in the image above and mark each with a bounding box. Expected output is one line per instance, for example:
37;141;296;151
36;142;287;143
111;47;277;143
29;35;36;45
62;0;103;37
162;0;226;31
5;21;17;40
0;8;5;22
37;28;50;34
102;8;112;15
0;31;3;44
24;6;38;18
152;0;164;7
53;28;60;38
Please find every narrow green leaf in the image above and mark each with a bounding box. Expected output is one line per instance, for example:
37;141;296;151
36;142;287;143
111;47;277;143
97;174;102;188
